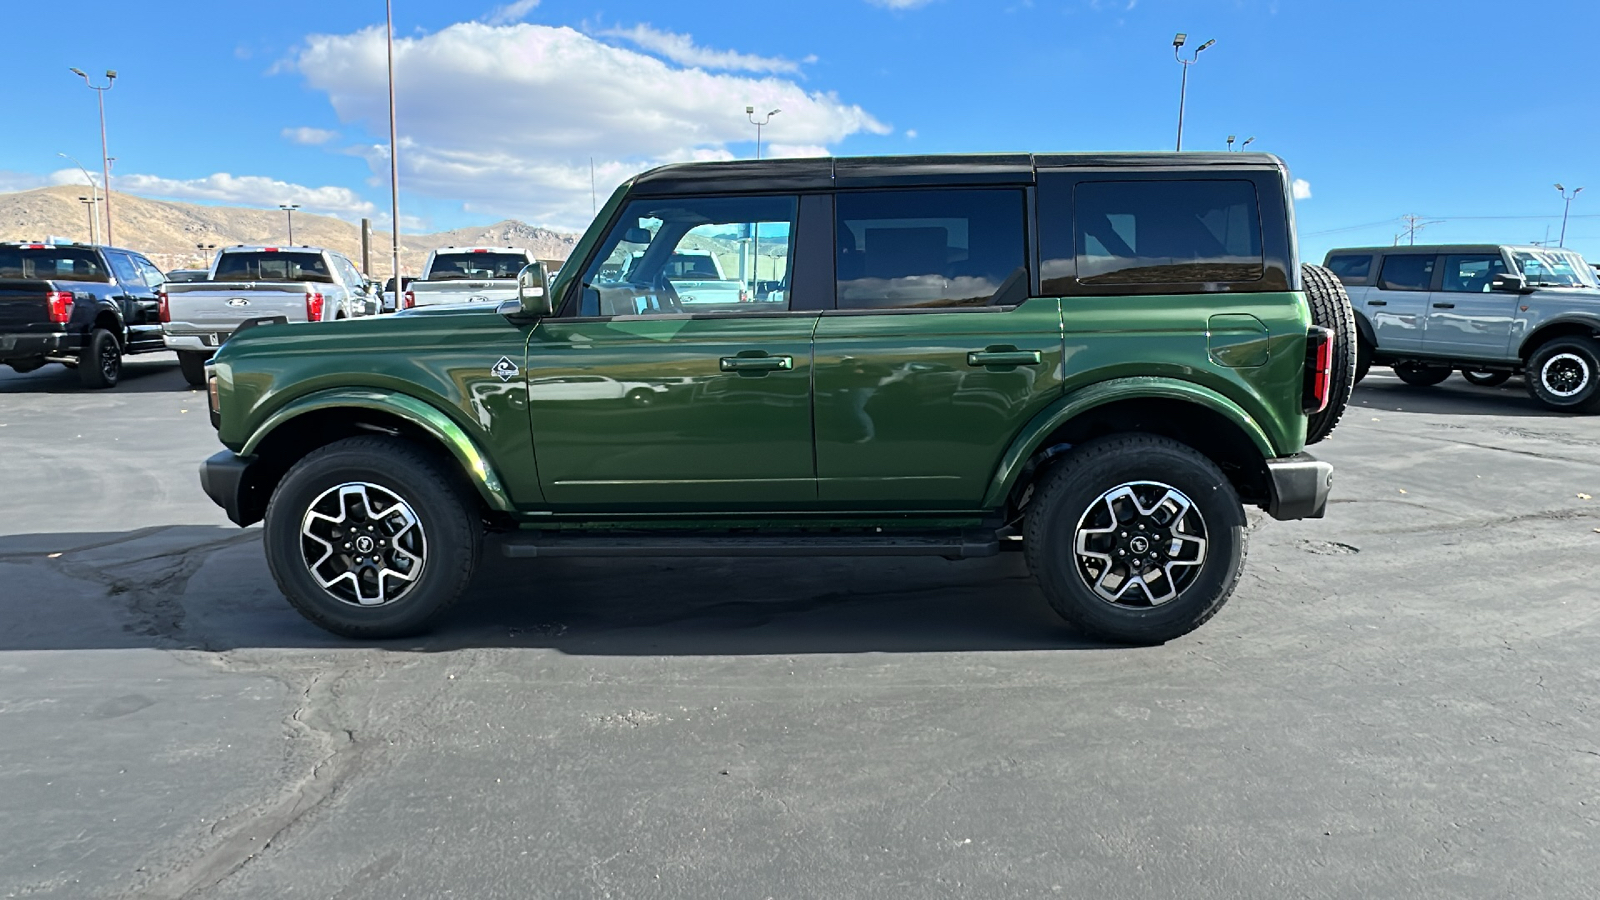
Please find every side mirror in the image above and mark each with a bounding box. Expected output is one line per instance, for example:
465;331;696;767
1491;272;1533;293
502;262;554;320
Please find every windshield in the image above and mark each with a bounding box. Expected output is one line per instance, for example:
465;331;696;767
0;247;111;282
426;252;529;281
213;251;334;284
1510;248;1599;288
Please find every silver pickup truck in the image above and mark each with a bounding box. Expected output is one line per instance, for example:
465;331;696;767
1326;243;1600;412
404;247;535;309
163;246;378;385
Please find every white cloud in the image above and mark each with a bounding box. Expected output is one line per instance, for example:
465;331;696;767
0;170;53;193
113;172;378;219
289;22;887;229
482;0;539;26
600;24;802;74
905;129;918;139
764;144;831;158
1293;178;1312;200
869;0;937;8
283;126;339;145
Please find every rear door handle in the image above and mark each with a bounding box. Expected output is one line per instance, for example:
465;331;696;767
1432;302;1456;309
1367;300;1388;306
967;349;1042;367
719;355;793;373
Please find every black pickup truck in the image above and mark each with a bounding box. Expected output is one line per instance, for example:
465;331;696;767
0;242;169;388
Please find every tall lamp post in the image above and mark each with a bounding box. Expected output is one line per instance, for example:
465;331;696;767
77;197;99;244
59;152;100;244
68;68;116;246
745;106;780;159
1172;34;1214;152
1226;135;1255;151
196;242;217;268
279;204;301;245
1555;184;1584;248
385;0;403;301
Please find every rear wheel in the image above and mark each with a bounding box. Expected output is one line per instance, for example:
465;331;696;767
78;328;121;389
178;351;210;387
1300;264;1357;444
1024;435;1245;645
1354;334;1373;385
263;436;483;638
1460;369;1511;388
1393;362;1451;387
1525;337;1600;413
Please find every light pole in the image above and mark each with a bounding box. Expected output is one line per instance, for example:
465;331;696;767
68;67;116;246
745;106;780;159
279;204;301;245
1227;135;1254;151
196;242;217;268
1555;184;1584;248
385;0;403;301
1172;34;1214;152
77;197;99;243
59;152;100;244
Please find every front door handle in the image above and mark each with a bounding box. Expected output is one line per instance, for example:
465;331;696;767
719;355;793;373
967;349;1042;367
1432;302;1456;309
1367;300;1388;306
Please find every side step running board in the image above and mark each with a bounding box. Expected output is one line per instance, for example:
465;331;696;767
498;530;1000;559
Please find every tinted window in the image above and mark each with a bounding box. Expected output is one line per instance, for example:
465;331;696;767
427;252;530;281
1325;254;1372;282
835;189;1025;309
0;247;111;282
1378;255;1435;291
132;256;166;290
214;251;334;284
1064;180;1263;286
105;251;143;289
1440;254;1508;293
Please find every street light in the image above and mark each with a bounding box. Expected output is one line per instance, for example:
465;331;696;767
1226;135;1255;151
385;0;402;302
68;67;116;246
746;106;780;159
1172;34;1214;152
77;197;98;244
279;204;301;245
1555;184;1584;248
196;242;217;267
58;152;100;244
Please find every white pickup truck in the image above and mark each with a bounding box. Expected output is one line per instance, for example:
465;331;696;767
404;247;536;309
162;246;378;385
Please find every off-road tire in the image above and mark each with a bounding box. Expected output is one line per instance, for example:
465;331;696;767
1525;337;1600;414
263;436;484;638
1023;434;1246;645
1354;334;1373;385
1460;369;1511;388
1300;263;1357;445
78;328;121;389
178;351;210;387
1393;363;1451;387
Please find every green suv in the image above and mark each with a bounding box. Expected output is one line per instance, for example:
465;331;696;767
199;153;1354;644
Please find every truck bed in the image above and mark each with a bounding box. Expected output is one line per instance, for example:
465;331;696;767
163;281;314;341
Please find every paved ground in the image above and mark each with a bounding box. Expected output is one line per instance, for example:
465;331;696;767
2;354;1598;899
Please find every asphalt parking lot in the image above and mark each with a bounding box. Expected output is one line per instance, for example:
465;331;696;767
2;354;1598;899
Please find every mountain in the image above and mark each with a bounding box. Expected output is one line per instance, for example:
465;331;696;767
0;185;580;274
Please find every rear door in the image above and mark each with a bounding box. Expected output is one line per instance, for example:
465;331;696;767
1367;253;1436;353
811;186;1062;508
1425;252;1518;360
103;250;164;350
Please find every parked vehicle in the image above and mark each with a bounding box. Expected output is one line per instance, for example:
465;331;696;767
199;152;1350;644
380;275;414;313
0;241;169;387
404;247;535;308
1325;244;1600;411
163;269;209;283
162;246;379;386
620;249;753;307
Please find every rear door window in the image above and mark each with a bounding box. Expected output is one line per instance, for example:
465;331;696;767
834;189;1027;309
1378;255;1435;291
104;251;144;290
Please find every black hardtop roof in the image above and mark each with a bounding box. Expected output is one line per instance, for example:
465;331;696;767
631;152;1286;195
1328;244;1557;256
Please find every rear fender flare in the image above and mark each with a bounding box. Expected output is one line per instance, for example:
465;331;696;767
981;377;1277;509
240;388;514;513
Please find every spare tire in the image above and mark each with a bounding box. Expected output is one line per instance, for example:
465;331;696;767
1300;263;1357;445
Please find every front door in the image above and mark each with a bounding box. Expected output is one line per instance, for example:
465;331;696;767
1425;252;1518;360
527;194;817;510
811;187;1063;508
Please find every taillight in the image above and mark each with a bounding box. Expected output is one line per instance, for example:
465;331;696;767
738;289;750;302
46;291;74;324
1303;326;1334;414
158;289;170;323
305;291;325;321
403;290;415;309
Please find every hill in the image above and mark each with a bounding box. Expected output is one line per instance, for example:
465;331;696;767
0;185;580;274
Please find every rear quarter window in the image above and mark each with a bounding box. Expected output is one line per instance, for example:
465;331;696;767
1325;254;1373;285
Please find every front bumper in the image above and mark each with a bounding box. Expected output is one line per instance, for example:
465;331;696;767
1264;452;1334;520
200;450;263;527
0;331;80;362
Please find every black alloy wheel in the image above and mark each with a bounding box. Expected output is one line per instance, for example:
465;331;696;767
1525;337;1600;413
78;328;121;389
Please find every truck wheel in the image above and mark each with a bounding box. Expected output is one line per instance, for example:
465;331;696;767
1300;264;1356;445
1393;363;1451;387
78;328;121;389
1023;434;1245;645
263;436;483;638
1460;369;1510;388
178;351;210;387
1525;337;1600;413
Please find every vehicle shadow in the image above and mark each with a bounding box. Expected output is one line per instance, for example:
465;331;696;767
0;356;187;394
0;526;1108;654
1352;372;1559;417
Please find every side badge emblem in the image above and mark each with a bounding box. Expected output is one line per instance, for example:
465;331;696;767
491;356;519;382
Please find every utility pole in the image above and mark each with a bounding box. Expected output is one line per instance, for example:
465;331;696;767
1172;34;1215;152
279;204;300;245
746;106;780;159
1555;184;1584;248
1398;214;1440;246
385;0;403;302
68;68;116;246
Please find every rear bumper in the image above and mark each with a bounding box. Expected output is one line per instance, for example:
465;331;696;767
0;331;80;361
200;450;263;527
1264;452;1334;521
164;328;227;352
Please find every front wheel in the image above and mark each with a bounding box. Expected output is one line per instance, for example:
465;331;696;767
1526;337;1600;413
1023;435;1245;645
1393;362;1451;387
1460;369;1511;388
178;351;210;387
263;436;483;638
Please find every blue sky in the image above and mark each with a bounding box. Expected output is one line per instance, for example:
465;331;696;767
2;0;1597;262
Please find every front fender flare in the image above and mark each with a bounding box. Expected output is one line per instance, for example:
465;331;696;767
981;377;1278;509
1519;314;1600;358
240;388;514;513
